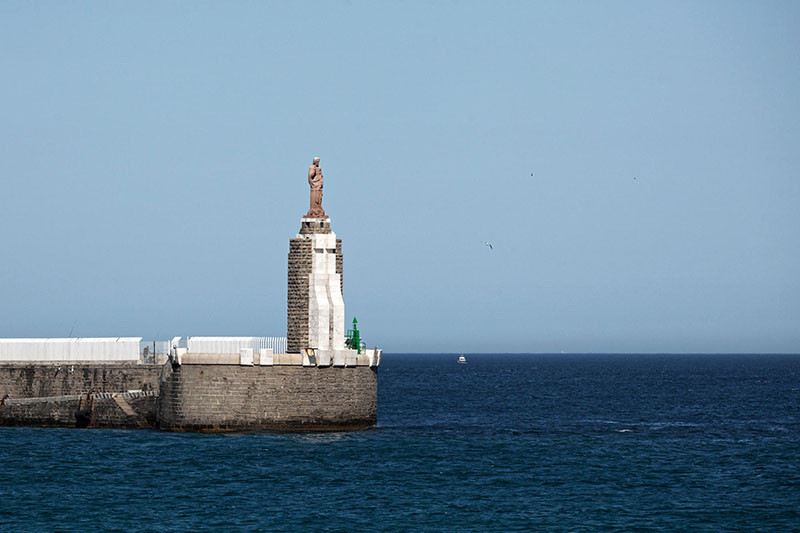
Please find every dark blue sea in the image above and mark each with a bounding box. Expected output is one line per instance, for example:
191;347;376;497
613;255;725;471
1;354;799;531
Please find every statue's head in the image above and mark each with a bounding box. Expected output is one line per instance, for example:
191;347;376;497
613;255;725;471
313;157;320;165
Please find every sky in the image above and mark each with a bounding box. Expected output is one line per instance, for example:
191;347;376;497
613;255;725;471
0;2;798;353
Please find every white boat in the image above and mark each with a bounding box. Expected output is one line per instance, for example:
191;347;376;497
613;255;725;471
458;355;467;364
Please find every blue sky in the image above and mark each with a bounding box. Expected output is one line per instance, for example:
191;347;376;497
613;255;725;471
1;2;798;352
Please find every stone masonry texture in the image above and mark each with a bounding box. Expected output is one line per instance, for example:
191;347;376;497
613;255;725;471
299;219;332;234
0;364;161;399
0;392;158;428
0;362;376;432
0;364;161;428
158;364;377;432
287;238;312;353
336;238;343;295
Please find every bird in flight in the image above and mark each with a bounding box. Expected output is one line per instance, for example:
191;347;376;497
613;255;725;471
482;241;493;250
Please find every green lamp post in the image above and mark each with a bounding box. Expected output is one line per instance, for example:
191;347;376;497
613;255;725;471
346;317;362;354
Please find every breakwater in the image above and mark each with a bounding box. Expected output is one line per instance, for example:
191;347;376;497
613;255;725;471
0;358;377;432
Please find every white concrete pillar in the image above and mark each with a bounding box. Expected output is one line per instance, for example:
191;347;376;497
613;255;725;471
307;231;345;352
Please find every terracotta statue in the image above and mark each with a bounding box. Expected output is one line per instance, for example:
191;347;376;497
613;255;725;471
306;157;326;218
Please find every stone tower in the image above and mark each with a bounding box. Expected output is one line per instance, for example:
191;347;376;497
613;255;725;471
287;217;345;356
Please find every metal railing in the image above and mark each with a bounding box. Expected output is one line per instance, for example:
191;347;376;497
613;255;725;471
186;337;287;355
140;341;171;364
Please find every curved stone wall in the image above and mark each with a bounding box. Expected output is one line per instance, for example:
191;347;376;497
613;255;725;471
158;364;377;432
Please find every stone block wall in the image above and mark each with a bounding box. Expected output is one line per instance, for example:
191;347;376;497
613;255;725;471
0;361;378;432
0;363;161;428
0;395;81;427
91;393;158;428
287;238;312;354
336;238;343;294
299;218;332;234
158;364;377;432
0;392;158;428
0;364;161;399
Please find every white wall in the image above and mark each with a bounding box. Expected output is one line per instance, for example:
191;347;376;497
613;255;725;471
0;338;142;362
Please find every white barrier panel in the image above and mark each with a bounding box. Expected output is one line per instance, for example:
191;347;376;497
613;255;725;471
239;348;254;366
187;337;287;355
0;338;142;362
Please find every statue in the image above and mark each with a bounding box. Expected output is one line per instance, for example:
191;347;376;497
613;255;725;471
306;156;327;218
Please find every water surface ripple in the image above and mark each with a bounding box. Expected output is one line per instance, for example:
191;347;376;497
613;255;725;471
1;354;798;531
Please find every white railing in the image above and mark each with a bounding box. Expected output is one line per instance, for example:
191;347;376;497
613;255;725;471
0;338;142;362
0;336;289;362
187;337;287;355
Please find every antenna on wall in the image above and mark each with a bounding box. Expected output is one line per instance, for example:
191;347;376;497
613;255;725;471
68;320;77;339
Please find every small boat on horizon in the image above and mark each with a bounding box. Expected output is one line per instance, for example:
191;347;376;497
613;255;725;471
458;355;467;364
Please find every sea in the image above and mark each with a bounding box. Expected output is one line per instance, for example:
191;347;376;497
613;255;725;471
1;353;798;531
